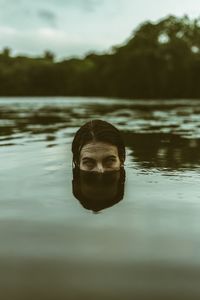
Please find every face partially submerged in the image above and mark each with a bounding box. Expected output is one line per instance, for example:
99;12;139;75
79;141;122;172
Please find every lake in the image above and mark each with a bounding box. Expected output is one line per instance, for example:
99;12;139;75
1;97;200;300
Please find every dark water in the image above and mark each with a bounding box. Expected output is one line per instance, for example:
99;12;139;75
1;97;200;300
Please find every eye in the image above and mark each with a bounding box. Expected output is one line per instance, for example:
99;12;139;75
104;157;117;165
82;159;95;169
108;158;116;162
84;161;94;166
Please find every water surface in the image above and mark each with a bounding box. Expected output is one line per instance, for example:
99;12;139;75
1;97;200;299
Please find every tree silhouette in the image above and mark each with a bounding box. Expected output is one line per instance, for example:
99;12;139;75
0;15;200;98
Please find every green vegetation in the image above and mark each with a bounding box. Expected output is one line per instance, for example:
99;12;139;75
1;15;200;98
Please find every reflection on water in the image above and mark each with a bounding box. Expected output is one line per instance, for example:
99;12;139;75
124;132;200;170
72;168;125;212
1;97;200;299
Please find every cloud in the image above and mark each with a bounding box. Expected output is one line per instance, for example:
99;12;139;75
0;0;104;29
76;0;103;12
0;26;111;59
38;9;57;27
1;0;199;60
46;0;104;12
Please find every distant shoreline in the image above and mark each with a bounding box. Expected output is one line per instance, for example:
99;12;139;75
1;15;200;99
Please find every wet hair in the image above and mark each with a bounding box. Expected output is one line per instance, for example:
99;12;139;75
72;119;126;167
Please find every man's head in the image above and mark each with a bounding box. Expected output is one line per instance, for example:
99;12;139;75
72;120;125;172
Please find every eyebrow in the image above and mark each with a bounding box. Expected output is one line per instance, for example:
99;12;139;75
82;157;95;161
104;155;117;160
81;155;117;162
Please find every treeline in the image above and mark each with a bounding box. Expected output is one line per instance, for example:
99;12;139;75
1;15;200;98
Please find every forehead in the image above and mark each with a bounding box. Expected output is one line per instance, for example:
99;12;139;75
80;142;118;158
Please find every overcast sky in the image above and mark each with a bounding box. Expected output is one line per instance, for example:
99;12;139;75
0;0;199;59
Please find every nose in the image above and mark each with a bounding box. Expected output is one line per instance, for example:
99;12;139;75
96;163;104;173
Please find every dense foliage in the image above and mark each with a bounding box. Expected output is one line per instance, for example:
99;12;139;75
1;15;200;98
